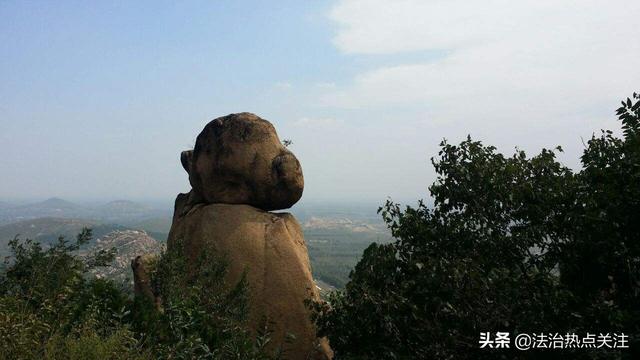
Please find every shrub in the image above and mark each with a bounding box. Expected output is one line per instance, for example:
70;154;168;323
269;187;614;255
312;93;640;359
0;229;147;359
0;229;277;359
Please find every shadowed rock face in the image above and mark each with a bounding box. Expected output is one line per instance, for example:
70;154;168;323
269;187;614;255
183;113;304;211
167;202;332;359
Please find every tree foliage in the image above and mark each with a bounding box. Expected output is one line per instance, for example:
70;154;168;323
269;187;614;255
132;237;279;359
0;229;278;359
312;93;640;359
0;229;144;359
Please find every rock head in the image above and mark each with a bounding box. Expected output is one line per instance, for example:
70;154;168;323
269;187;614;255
182;112;304;211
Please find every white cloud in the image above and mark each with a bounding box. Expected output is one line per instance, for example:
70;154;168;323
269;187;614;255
326;0;640;128
330;0;639;55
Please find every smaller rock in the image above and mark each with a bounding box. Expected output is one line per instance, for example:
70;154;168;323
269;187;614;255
88;229;162;285
132;254;162;310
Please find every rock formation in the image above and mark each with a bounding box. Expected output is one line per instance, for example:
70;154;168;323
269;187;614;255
135;113;331;359
89;229;162;285
182;112;304;211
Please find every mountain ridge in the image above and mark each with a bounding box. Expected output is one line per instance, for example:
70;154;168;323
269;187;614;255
0;198;170;226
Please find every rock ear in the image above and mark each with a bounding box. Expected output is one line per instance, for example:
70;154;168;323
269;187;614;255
180;150;193;175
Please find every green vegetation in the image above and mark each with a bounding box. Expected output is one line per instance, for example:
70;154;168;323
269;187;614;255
0;229;277;359
0;230;141;359
0;218;128;258
133;236;280;359
306;227;391;288
312;93;640;359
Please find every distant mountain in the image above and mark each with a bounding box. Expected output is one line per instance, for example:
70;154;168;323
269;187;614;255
85;229;163;286
37;197;82;209
0;198;88;225
0;218;164;288
0;198;171;226
17;197;86;215
0;217;129;257
94;200;166;223
128;216;172;241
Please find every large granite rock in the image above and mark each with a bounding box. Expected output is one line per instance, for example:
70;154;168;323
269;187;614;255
134;113;330;359
183;112;304;211
168;200;331;359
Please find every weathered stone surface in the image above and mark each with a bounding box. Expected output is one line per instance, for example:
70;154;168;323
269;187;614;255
183;112;304;211
167;201;331;359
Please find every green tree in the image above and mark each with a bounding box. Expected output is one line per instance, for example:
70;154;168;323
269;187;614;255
311;93;640;359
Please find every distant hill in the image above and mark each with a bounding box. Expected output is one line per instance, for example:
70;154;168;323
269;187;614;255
95;200;168;223
0;217;129;257
17;197;87;215
36;197;82;210
0;198;88;225
0;198;171;226
0;219;164;288
128;216;172;242
85;229;163;286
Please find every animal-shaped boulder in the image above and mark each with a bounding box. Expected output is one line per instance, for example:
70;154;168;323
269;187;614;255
182;112;304;211
135;113;331;359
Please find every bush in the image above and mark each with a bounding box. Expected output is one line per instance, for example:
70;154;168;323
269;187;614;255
0;229;148;359
0;228;277;359
132;237;278;359
312;93;640;359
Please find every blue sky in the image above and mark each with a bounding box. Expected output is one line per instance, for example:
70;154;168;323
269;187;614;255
1;1;639;205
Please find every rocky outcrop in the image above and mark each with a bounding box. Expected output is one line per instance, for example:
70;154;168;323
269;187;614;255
89;229;162;284
135;113;331;359
183;112;304;211
131;253;161;310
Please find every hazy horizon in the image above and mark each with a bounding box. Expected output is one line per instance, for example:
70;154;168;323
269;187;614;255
0;195;399;213
2;1;639;203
